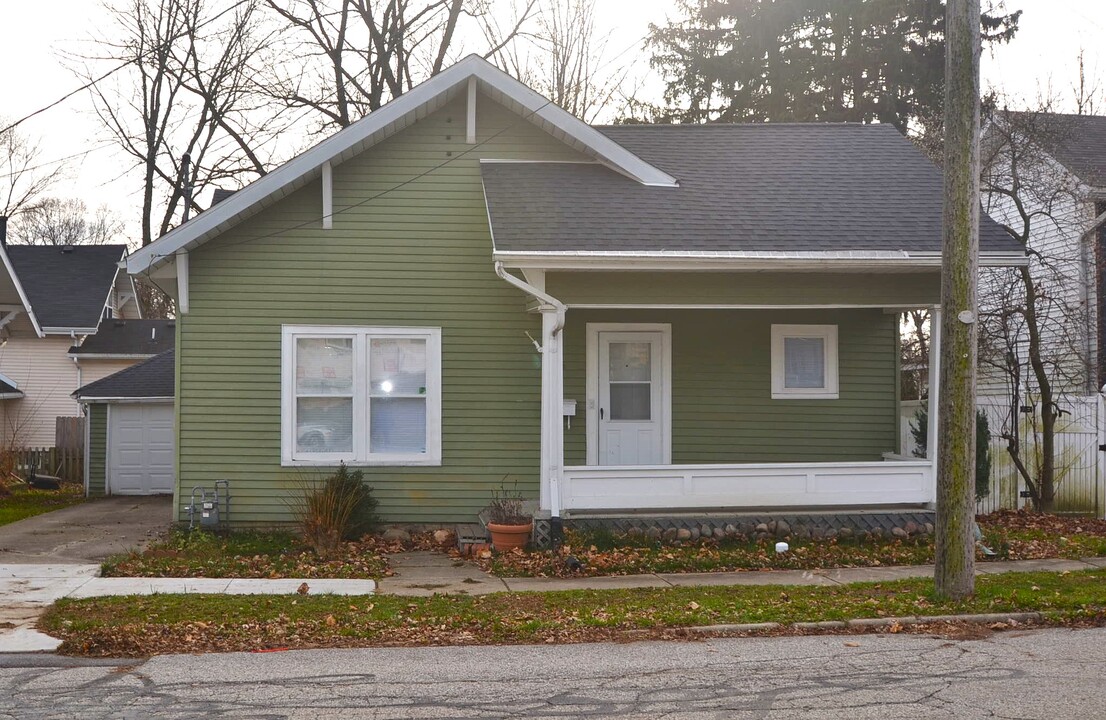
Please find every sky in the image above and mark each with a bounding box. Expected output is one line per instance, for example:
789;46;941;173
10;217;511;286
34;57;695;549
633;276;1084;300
0;0;1103;240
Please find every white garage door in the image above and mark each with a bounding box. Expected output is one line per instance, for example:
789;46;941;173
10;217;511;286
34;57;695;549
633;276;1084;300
108;403;175;495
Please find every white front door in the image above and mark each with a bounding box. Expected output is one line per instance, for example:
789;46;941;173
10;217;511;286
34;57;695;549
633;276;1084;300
597;331;665;465
109;403;175;495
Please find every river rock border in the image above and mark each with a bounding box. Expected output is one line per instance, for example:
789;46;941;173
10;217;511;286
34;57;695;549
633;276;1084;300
532;511;936;549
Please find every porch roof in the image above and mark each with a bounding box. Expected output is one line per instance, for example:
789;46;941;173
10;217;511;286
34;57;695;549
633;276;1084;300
483;123;1022;264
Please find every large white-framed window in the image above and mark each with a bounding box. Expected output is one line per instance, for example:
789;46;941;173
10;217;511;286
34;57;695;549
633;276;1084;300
281;325;442;466
771;324;839;399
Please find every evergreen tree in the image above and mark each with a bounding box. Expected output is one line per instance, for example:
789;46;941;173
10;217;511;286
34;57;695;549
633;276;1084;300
648;0;1019;137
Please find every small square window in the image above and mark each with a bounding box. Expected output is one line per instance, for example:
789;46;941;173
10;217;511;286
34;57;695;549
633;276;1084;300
771;325;839;399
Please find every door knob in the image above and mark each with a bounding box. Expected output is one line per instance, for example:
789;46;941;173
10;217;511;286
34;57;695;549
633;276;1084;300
600;408;605;420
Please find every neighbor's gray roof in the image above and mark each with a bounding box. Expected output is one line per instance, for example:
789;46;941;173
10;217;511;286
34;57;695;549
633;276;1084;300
5;244;126;329
0;377;22;398
69;319;175;357
1043;113;1106;187
482;123;1019;255
73;349;175;400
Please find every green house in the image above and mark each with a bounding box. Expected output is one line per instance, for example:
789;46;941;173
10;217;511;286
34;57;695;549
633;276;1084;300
123;55;1024;527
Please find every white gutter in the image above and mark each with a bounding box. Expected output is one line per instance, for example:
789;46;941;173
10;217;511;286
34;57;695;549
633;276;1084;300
492;251;1030;271
494;261;567;334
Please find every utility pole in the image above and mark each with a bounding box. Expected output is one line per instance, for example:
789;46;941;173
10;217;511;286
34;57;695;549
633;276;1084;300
935;0;981;600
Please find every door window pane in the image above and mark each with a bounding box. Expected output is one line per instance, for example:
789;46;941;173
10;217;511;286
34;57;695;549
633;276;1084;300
784;337;825;389
609;342;651;382
610;383;651;420
371;398;427;453
296;338;354;394
296;397;353;452
371;338;427;395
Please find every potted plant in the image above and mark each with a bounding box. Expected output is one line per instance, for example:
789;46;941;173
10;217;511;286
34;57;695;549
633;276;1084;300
485;483;532;552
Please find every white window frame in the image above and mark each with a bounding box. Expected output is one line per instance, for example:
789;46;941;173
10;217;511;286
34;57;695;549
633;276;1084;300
281;325;442;467
771;324;839;399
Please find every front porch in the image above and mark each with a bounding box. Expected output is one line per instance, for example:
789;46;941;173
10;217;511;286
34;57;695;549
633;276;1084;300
508;270;944;519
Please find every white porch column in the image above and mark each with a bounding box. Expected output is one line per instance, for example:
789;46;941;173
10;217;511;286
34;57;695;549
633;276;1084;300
540;309;565;515
927;305;942;505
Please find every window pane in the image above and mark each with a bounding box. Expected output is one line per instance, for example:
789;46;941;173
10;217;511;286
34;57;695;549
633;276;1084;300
296;397;353;453
296;338;353;395
609;342;651;382
371;398;427;453
610;383;651;420
784;337;826;389
371;338;427;395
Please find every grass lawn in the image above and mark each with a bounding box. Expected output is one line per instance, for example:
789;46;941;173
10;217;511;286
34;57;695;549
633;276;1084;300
101;529;390;580
478;512;1106;578
40;569;1106;657
0;483;84;527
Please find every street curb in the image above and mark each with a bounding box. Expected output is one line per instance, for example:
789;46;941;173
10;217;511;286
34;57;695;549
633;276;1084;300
686;612;1043;636
686;622;782;634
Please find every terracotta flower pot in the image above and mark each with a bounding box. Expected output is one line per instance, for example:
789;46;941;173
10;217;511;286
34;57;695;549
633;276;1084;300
487;521;533;552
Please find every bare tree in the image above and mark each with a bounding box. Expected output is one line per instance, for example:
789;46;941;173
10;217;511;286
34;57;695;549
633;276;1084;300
0;123;64;220
978;107;1091;513
80;0;275;246
9;198;125;246
488;0;622;122
260;0;537;132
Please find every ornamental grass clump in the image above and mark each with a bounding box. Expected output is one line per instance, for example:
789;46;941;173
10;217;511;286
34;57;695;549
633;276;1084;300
294;464;379;556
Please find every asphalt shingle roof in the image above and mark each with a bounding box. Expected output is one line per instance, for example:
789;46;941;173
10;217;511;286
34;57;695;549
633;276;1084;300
0;378;21;396
69;319;176;357
1041;113;1106;187
482;123;1019;255
5;244;126;329
73;350;175;400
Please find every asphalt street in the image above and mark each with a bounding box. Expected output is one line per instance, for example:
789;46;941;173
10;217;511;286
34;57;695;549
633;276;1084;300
1;626;1103;719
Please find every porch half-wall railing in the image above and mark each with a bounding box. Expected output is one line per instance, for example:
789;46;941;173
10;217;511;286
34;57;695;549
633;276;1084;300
558;460;935;513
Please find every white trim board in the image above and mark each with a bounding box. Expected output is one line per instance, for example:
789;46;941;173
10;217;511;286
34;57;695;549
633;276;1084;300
585;322;672;467
0;243;42;337
280;324;443;467
127;55;676;277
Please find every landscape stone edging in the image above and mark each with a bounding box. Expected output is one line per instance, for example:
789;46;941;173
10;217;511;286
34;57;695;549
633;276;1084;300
686;612;1043;635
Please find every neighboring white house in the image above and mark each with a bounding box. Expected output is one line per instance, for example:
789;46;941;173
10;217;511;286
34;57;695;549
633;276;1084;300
977;112;1106;514
0;238;173;448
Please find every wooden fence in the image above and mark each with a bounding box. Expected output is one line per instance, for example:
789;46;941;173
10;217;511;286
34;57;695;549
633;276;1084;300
4;447;84;483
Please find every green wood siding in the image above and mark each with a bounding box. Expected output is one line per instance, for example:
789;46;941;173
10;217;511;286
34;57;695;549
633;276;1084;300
178;94;588;526
547;272;940;307
177;92;910;526
87;404;107;496
562;309;899;465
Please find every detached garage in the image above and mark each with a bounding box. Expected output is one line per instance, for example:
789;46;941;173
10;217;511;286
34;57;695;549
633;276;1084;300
73;350;175;496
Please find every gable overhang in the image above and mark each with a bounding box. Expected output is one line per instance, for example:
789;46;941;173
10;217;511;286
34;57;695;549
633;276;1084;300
492;250;1030;272
0;243;43;337
126;55;676;278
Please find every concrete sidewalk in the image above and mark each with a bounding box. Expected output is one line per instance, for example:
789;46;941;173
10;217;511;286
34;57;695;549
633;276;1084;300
378;552;1106;596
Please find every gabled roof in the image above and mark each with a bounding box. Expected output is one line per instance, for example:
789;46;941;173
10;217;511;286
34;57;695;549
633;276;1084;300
69;319;175;358
0;372;23;400
127;55;676;276
73;349;175;401
1;244;127;333
483;123;1022;264
1039;113;1106;188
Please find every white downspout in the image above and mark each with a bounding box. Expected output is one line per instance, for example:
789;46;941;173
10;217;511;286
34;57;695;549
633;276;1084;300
494;262;566;518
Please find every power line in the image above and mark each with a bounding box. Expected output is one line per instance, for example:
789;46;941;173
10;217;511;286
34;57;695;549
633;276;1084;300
0;0;252;137
141;29;658;266
146;95;558;268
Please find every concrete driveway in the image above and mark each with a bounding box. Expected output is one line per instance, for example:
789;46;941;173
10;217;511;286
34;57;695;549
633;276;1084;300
0;496;173;564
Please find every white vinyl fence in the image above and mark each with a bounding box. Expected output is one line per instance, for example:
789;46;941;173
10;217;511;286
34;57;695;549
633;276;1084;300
899;396;1105;517
976;395;1104;516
